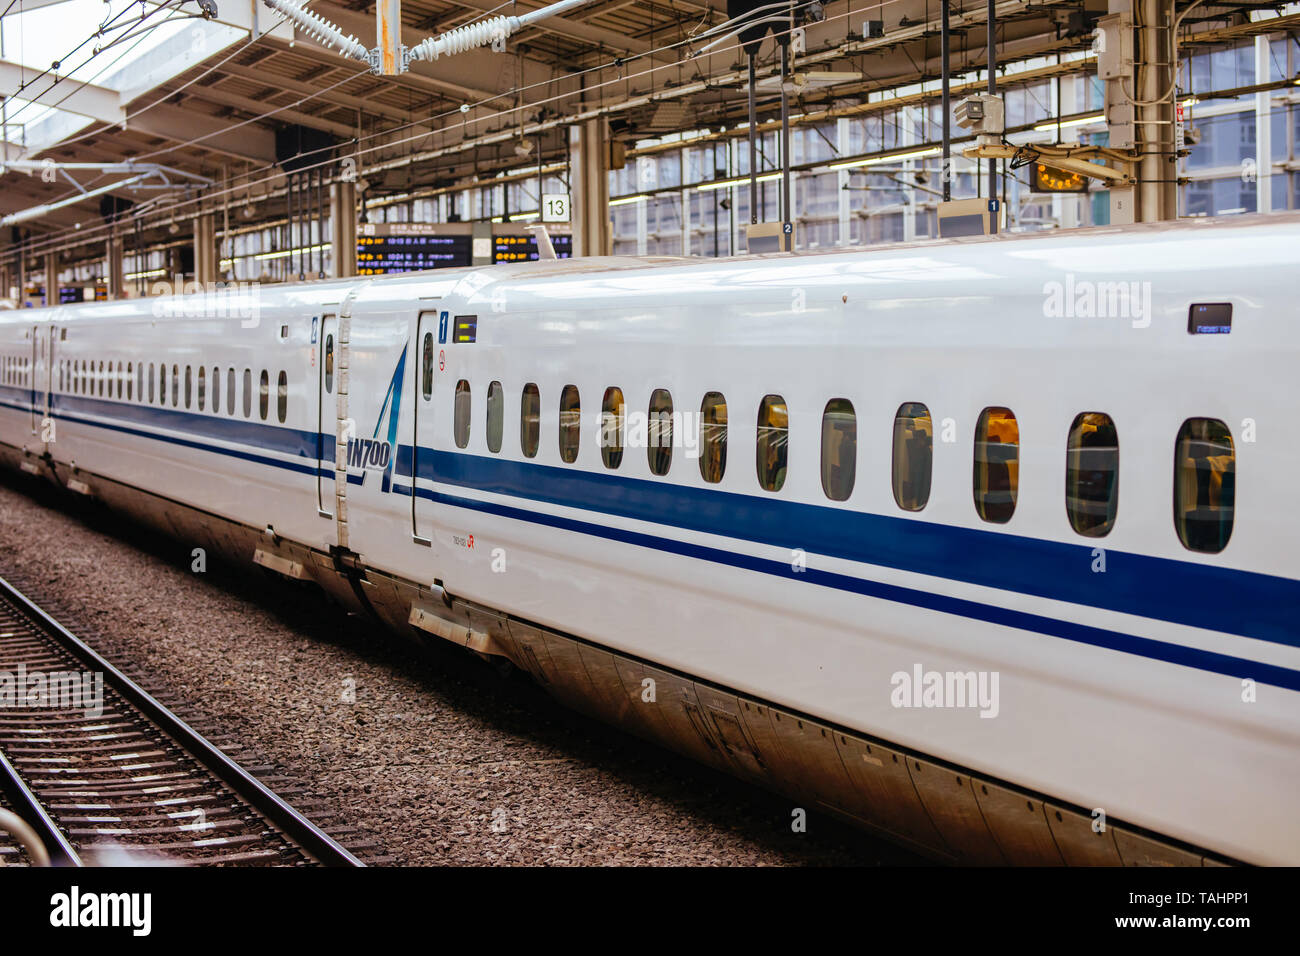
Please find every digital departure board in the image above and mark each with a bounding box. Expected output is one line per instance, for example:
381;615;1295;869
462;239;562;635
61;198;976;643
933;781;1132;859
493;234;573;263
357;233;473;274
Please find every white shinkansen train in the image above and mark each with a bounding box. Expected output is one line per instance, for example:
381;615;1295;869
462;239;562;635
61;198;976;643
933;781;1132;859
1;213;1296;865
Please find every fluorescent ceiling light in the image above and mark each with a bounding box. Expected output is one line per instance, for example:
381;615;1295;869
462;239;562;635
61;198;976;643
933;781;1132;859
829;147;941;170
697;172;781;191
1032;113;1105;132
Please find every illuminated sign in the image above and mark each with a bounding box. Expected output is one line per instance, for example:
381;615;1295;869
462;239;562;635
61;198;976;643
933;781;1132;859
1033;163;1089;193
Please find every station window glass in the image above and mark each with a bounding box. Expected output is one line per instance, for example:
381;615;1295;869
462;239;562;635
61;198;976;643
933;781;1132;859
277;371;288;424
558;385;580;463
198;366;206;411
422;333;434;401
892;403;933;512
520;383;541;458
648;389;673;476
821;398;856;501
242;368;252;418
185;366;193;409
1066;412;1119;537
973;407;1019;523
324;334;334;393
1174;418;1235;553
486;381;503;453
700;391;727;484
454;379;471;448
259;370;269;421
601;387;624;469
756;394;788;493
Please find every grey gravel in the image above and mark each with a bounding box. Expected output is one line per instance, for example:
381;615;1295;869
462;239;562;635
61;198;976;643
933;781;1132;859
0;474;921;866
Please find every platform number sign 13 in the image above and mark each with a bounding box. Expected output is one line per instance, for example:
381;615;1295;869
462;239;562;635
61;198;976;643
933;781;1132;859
542;193;571;223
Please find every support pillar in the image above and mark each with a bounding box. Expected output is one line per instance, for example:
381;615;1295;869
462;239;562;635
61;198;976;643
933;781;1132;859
1135;0;1176;222
569;118;611;257
1255;34;1273;213
106;237;125;300
330;178;358;278
193;214;218;285
44;251;59;306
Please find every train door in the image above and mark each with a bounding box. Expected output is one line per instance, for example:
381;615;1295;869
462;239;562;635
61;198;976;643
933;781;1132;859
40;324;56;451
411;309;440;545
316;314;337;517
29;324;40;435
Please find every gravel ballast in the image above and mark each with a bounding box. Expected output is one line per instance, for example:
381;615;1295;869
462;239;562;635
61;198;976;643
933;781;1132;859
0;474;921;865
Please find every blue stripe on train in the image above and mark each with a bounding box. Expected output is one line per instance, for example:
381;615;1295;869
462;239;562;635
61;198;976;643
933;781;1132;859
396;481;1300;692
393;445;1300;651
7;395;1298;659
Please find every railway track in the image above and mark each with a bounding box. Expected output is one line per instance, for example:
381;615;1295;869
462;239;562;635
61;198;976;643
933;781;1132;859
0;573;362;867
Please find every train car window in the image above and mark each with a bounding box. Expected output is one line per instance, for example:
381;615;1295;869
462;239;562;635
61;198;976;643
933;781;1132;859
258;370;269;421
756;394;789;493
242;368;252;418
892;403;933;512
486;381;503;453
700;392;728;484
1066;412;1119;537
520;384;541;458
128;362;135;402
57;360;62;393
821;398;857;501
454;379;471;448
99;361;106;397
197;366;206;411
135;362;142;402
558;385;581;463
973;407;1019;523
116;362;124;399
185;366;193;409
277;371;288;424
324;334;334;393
226;368;235;416
1174;418;1235;553
157;363;165;405
648;389;673;476
422;333;434;401
601;387;625;469
148;363;155;403
172;364;180;407
212;367;220;414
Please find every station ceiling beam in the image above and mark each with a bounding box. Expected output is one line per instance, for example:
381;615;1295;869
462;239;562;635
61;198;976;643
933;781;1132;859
213;61;417;124
0;60;125;125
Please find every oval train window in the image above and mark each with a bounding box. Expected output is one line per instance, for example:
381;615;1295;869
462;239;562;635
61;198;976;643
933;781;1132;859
486;381;503;453
756;395;788;493
892;403;933;512
454;380;471;448
973;406;1019;523
558;385;580;463
520;384;541;458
